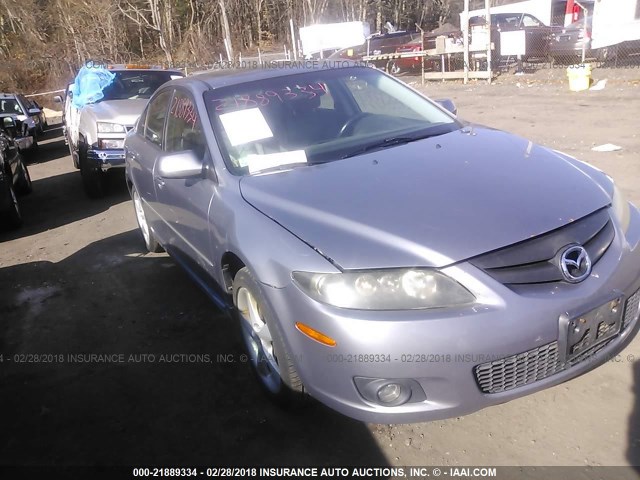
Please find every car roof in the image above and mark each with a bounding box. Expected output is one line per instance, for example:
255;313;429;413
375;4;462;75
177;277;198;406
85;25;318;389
0;93;18;99
177;62;366;90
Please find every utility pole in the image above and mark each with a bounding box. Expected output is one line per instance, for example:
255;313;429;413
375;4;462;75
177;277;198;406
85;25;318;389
219;0;234;61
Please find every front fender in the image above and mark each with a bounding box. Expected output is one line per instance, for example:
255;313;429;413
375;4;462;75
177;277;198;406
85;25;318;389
79;111;98;146
211;185;339;289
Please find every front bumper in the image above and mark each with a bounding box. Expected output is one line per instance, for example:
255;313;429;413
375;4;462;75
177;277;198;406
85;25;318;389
260;208;640;424
87;149;126;171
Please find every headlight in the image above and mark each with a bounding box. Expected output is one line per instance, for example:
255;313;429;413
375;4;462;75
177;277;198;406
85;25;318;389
97;122;125;133
98;139;125;149
612;183;631;233
292;269;475;310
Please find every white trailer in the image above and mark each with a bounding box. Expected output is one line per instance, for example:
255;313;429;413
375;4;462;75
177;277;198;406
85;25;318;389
591;0;640;49
299;21;370;56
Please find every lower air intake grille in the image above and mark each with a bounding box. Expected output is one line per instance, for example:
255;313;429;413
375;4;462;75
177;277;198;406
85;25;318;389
623;289;640;330
475;342;563;394
475;289;640;394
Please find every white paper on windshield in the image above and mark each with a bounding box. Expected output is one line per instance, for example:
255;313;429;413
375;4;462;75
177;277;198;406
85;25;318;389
245;150;308;174
219;108;273;146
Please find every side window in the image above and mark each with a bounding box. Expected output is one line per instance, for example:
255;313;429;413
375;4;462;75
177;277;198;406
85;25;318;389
137;105;149;135
165;90;205;159
522;15;541;27
144;89;172;148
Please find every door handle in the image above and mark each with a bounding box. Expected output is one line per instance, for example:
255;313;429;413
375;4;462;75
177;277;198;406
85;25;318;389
155;176;165;188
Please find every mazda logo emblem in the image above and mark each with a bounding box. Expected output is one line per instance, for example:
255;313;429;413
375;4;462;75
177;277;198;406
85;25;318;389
560;245;592;283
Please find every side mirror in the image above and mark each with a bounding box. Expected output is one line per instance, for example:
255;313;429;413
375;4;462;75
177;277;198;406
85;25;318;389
436;98;457;116
53;95;63;103
157;151;203;179
27;107;41;115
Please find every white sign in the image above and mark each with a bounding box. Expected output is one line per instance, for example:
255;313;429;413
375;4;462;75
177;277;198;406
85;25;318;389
219;108;273;147
299;21;368;55
245;150;308;174
500;30;527;56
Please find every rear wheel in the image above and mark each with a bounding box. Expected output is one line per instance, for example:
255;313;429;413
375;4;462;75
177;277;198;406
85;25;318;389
233;267;304;406
132;185;163;253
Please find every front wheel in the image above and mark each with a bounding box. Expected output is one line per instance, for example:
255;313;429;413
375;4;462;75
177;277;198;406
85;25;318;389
1;182;22;228
132;185;163;253
387;61;402;75
80;147;105;198
16;159;32;195
233;267;304;406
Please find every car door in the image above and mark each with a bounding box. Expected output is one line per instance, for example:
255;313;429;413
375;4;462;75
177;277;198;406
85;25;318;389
521;14;550;58
18;95;40;131
154;88;217;275
65;87;81;149
126;88;173;239
0;130;18;180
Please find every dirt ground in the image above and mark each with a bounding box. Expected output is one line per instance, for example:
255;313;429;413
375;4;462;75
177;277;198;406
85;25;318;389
1;72;639;472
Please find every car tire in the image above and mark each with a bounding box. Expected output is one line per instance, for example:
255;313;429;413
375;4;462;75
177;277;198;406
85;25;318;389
28;136;39;155
132;185;163;253
597;45;617;63
2;182;22;229
233;267;305;407
388;61;402;75
15;159;32;195
79;145;105;198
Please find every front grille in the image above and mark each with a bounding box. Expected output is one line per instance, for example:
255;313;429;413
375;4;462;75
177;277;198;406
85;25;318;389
623;289;640;330
471;208;614;286
475;342;563;394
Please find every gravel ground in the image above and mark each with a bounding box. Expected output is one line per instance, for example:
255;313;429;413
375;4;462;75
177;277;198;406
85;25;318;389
0;72;639;473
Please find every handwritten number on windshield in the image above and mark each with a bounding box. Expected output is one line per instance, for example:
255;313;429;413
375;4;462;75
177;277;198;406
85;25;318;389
212;83;327;114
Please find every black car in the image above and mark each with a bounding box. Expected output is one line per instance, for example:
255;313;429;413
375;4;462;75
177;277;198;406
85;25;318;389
470;13;552;60
0;117;33;229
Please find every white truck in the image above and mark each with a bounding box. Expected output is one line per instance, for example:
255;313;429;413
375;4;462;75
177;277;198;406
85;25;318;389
55;65;183;197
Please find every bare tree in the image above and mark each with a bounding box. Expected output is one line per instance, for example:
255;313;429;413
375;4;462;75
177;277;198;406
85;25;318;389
118;0;174;64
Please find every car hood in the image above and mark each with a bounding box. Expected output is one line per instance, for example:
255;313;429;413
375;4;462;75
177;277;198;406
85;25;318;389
85;99;148;126
239;127;611;270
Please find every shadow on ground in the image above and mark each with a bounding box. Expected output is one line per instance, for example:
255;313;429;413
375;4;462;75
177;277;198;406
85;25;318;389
25;125;69;165
0;230;387;466
0;168;129;240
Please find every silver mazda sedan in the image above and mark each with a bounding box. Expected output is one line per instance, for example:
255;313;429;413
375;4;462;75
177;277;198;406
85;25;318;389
124;63;640;423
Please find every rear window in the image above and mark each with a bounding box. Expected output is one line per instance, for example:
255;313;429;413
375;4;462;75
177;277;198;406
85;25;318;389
100;71;180;101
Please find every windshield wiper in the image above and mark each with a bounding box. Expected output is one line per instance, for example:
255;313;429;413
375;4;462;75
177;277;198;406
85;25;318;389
341;131;444;159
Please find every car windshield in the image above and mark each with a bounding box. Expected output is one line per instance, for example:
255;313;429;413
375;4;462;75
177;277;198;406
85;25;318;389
100;71;177;101
0;98;24;115
204;67;460;175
